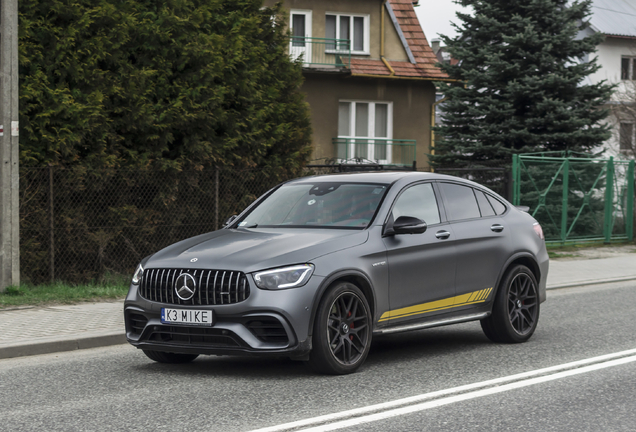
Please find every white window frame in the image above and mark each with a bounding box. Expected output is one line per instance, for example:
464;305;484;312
325;13;370;55
289;10;313;64
619;122;635;151
621;56;636;81
338;100;393;164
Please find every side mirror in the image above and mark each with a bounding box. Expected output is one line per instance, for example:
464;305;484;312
387;216;427;235
224;215;238;227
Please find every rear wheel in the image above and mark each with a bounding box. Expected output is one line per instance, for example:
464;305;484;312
143;350;199;364
308;282;372;375
481;264;539;343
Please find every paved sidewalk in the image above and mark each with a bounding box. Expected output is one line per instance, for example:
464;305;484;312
1;253;635;360
0;302;125;360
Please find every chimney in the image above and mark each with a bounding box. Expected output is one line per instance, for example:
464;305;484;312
431;39;440;54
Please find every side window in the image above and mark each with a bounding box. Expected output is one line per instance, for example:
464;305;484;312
486;194;507;215
475;190;496;217
391;183;441;225
439;183;481;221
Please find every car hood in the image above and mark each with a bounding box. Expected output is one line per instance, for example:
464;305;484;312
144;228;369;273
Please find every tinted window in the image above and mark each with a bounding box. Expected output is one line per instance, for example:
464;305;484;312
486;194;507;215
475;190;496;217
392;183;440;225
440;183;480;221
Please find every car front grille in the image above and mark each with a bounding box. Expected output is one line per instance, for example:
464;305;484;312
139;268;250;305
146;325;245;348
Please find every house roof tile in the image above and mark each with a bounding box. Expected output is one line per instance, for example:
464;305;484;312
349;0;450;80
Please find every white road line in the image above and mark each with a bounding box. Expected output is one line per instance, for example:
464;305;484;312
247;348;636;432
299;355;636;432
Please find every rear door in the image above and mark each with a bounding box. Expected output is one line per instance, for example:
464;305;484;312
437;182;511;307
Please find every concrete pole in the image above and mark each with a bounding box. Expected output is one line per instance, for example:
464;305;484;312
0;0;20;291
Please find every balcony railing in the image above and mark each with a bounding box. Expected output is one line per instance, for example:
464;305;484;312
333;138;416;166
289;37;351;68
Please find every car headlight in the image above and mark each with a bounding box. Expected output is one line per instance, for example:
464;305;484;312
253;264;314;290
131;263;144;285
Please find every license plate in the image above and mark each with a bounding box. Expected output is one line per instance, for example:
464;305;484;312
161;308;214;326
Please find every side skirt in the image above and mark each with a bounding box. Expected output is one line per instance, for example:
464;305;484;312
373;312;490;336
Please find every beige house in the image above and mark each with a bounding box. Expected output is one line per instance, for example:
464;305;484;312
263;0;452;169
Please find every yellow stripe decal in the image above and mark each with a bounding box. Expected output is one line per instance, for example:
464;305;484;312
379;288;493;322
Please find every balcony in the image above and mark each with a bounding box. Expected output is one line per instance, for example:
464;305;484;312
289;37;351;69
333;138;416;167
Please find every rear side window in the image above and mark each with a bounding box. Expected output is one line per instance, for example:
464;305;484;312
439;183;481;221
392;183;441;225
486;194;507;215
475;190;496;217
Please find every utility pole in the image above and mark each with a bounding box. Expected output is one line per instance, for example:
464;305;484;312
0;0;20;292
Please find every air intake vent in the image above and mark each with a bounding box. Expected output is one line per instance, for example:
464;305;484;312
129;314;148;335
246;318;289;344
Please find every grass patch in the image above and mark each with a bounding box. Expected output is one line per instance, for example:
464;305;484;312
547;251;579;259
0;282;128;308
547;240;636;259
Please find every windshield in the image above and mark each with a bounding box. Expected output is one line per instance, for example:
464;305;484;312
237;182;388;229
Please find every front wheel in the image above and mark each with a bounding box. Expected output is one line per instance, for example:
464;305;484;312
143;350;199;364
481;264;540;343
308;282;372;375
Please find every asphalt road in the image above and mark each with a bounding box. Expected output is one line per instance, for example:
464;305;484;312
1;281;635;432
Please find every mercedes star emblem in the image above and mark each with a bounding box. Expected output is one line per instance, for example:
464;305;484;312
174;273;197;301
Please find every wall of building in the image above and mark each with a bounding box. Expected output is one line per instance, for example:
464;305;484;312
301;74;436;168
263;0;409;61
585;36;636;155
588;36;636;97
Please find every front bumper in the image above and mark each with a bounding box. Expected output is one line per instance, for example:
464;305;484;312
124;274;324;357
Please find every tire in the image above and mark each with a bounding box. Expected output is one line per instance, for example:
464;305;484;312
143;350;199;364
308;282;372;375
481;264;540;343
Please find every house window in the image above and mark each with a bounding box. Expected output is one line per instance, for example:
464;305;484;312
325;14;369;53
620;122;634;151
338;101;392;162
289;10;312;62
621;57;636;80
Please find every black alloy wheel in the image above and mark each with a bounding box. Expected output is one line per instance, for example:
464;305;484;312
309;282;372;375
481;264;540;343
507;272;538;336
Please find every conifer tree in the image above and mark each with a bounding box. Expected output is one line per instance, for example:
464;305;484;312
432;0;613;168
19;0;312;173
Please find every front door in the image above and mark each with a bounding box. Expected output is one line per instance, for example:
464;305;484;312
381;182;457;326
289;10;312;64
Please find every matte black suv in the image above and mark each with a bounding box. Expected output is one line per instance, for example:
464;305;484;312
125;172;548;374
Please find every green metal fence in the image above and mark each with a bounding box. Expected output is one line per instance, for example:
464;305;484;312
289;37;351;68
512;152;635;244
333;138;416;166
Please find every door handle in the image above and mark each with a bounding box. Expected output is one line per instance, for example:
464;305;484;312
435;230;451;240
491;224;504;232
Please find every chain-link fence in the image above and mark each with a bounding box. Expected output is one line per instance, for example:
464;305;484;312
20;164;511;285
21;167;296;285
512;152;635;244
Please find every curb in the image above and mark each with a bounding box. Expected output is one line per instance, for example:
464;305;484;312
0;330;126;360
547;275;636;290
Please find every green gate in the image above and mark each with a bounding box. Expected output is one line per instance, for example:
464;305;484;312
512;152;635;245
